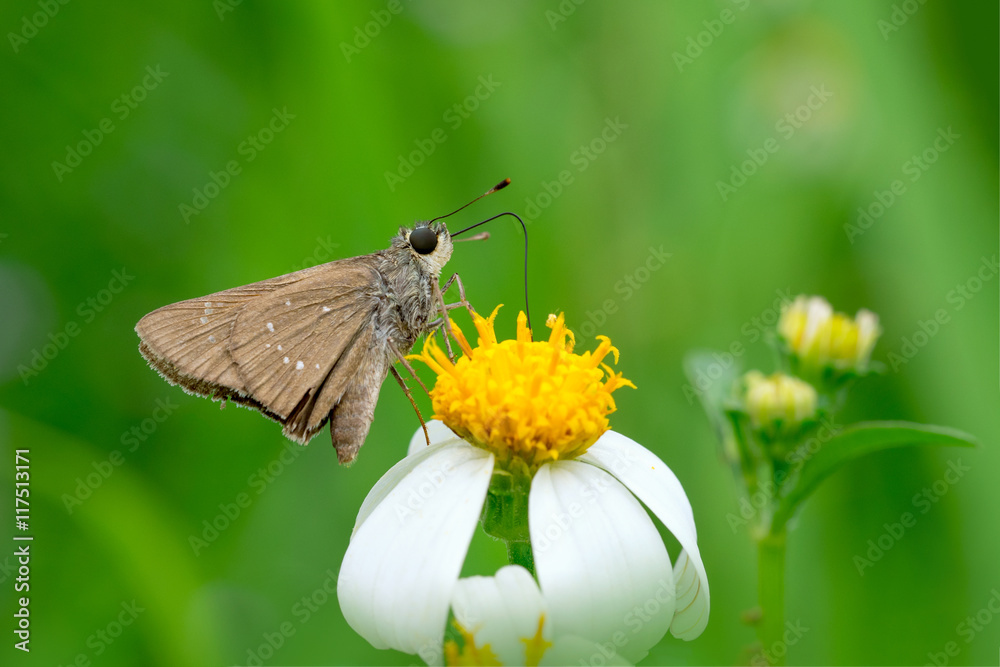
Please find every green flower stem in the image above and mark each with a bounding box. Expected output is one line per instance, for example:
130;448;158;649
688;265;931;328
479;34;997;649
727;410;760;500
506;539;535;577
756;530;787;666
482;467;536;577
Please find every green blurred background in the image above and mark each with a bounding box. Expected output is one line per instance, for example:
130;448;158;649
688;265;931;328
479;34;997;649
1;1;997;665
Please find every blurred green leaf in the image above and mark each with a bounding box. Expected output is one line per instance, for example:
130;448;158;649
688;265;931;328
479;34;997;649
6;411;221;667
683;349;741;443
773;421;979;531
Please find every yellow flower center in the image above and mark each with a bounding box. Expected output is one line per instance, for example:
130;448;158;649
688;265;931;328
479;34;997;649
443;614;553;667
411;306;634;469
444;621;501;666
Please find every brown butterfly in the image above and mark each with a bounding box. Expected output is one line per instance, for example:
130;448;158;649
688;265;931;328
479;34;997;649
135;180;515;464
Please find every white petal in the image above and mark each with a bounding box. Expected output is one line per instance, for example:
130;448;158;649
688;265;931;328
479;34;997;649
338;443;494;660
854;308;881;365
542;636;635;666
530;461;675;664
407;419;463;457
579;431;710;640
670;549;708;640
802;295;833;353
354;435;464;535
451;565;544;667
452;566;635;666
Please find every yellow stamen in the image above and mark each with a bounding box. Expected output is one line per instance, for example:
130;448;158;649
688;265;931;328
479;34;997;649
410;307;635;468
522;614;553;667
444;619;501;666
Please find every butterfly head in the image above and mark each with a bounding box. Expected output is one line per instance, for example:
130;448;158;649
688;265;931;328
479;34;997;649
399;221;453;276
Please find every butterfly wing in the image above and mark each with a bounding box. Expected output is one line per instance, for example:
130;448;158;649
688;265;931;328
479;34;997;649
136;256;390;454
324;341;388;464
228;258;386;446
136;270;316;400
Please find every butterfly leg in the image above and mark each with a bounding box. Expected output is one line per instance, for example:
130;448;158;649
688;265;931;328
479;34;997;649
389;365;430;447
440;272;477;318
431;280;458;361
431;272;479;362
387;339;430;397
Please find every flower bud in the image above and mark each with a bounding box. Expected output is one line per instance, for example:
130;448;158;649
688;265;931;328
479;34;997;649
742;371;818;439
778;295;881;376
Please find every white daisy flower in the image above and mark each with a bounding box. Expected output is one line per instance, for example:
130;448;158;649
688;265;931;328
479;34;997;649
446;564;632;666
338;308;710;665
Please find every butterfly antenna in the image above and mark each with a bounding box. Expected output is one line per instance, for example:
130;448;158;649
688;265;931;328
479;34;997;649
428;178;511;225
452;211;531;335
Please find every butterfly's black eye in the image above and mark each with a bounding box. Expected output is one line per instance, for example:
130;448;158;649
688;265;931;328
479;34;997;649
410;227;438;255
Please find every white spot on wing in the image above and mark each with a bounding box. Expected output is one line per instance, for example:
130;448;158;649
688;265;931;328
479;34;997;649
322;306;331;313
204;302;211;307
204;308;214;315
285;300;291;306
208;335;217;343
283;357;290;364
295;361;304;370
315;364;320;369
200;316;208;324
265;343;271;348
266;322;275;332
277;344;283;351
